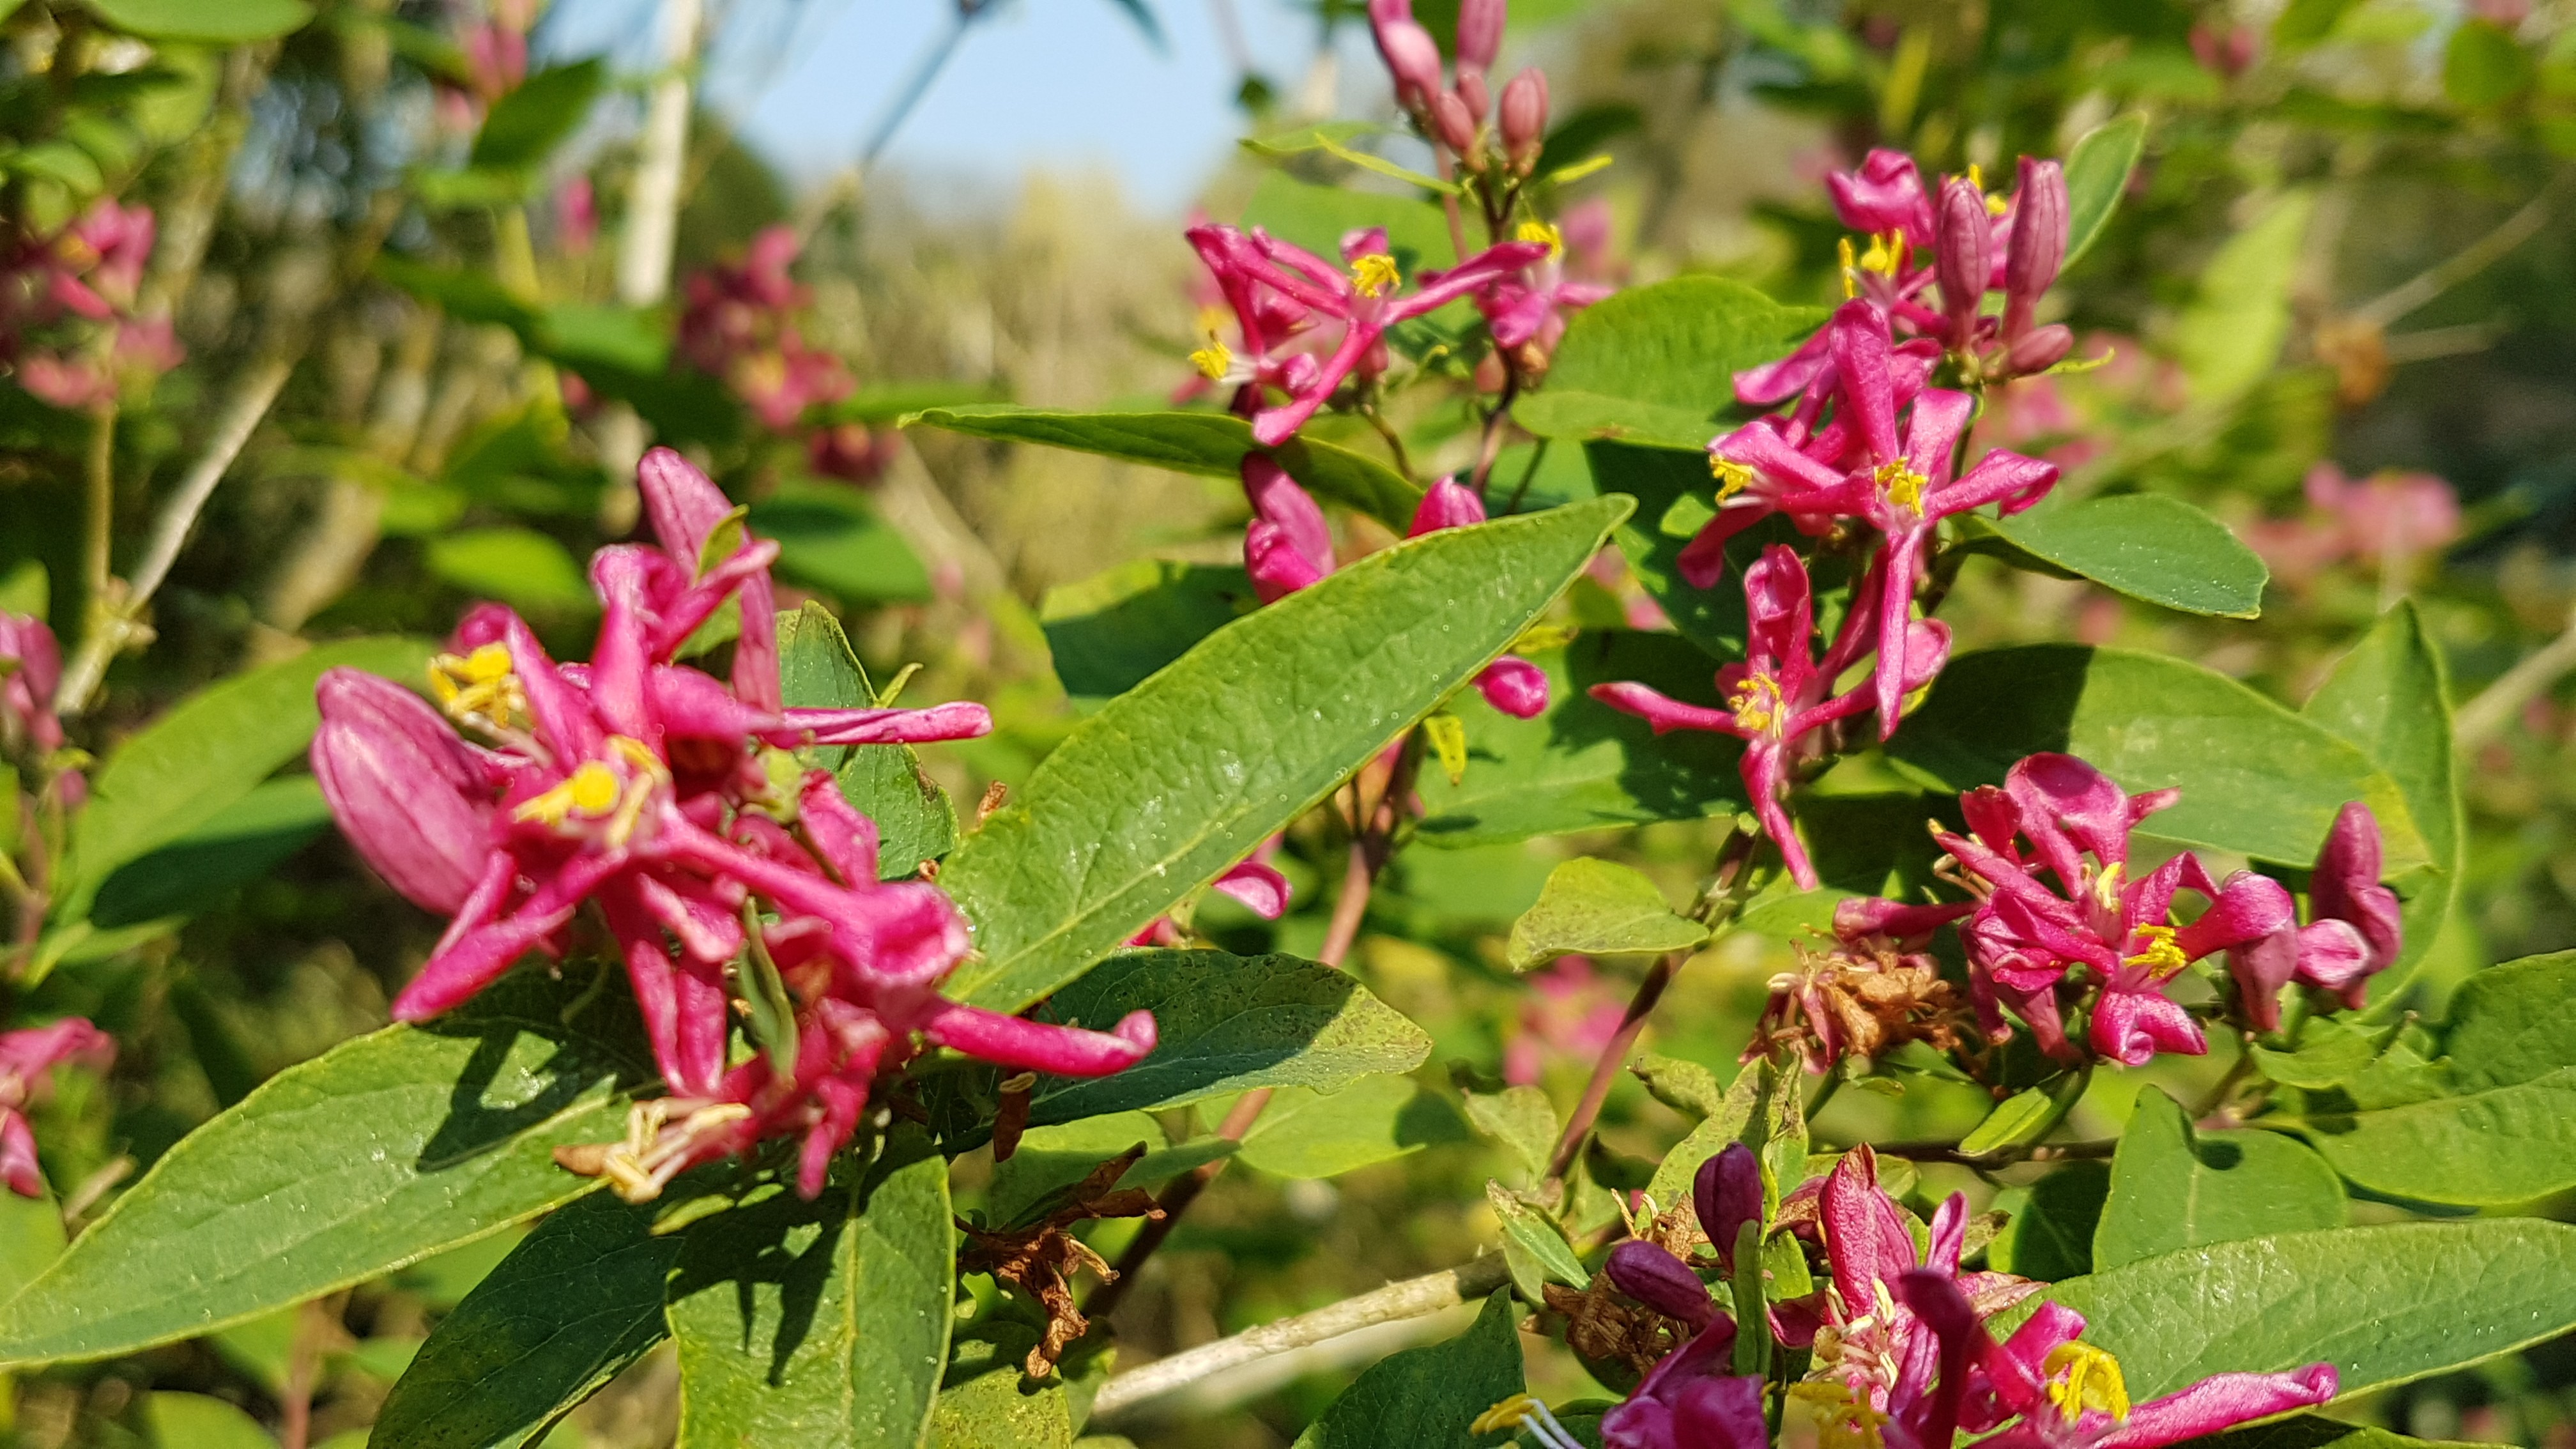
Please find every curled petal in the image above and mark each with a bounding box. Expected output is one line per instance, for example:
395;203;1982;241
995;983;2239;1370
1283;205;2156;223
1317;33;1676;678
1834;896;1973;944
2089;985;2207;1066
1408;476;1487;535
0;1111;38;1197
1212;859;1292;919
2087;1367;2338;1449
923;1003;1156;1077
2292;918;2372;991
1589;682;1743;737
2225;926;2301;1033
312;668;494;914
778;702;994;747
2311;801;2402;972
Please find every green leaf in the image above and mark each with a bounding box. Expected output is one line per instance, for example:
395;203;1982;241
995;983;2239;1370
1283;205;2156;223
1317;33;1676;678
1236;1077;1469;1179
774;605;956;878
425;528;598;616
1487;1181;1588;1304
2027;1220;2576;1402
1294;1291;1522;1449
56;778;333;967
1630;1054;1727;1120
942;499;1631;1011
0;970;648;1367
931;1330;1075;1449
1505;859;1706;970
1413;632;1748;848
2273;0;2363;48
1986;1161;2108;1282
59;636;431;925
2300;604;2460;1008
470;60;606;172
1464;1085;1560;1187
2092;1089;2343;1272
1888;645;2421;870
374;257;538;330
142;1392;277;1449
1014;950;1434;1129
2174;190;2316;404
2176;1416;2482;1449
2444;20;2533;108
0;1187;66;1307
2062;114;2148;268
1515;278;1827;451
669;1144;954;1449
1038;560;1256;705
1957;1075;2086;1157
1239;171;1456;282
373;1193;680;1449
2248;1016;2392;1089
2282;950;2576;1206
754;480;933;604
905;405;1422;529
1241;123;1455;194
1968;493;2267;619
1644;1058;1800;1212
86;0;310;41
1580;442;1752;657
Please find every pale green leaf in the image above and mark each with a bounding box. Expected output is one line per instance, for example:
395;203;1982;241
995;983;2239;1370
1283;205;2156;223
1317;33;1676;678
87;0;310;41
2062;114;2149;268
1236;1077;1469;1179
2174;191;2315;403
1970;493;2267;618
1505;858;1706;970
142;1392;277;1449
1517;279;1827;450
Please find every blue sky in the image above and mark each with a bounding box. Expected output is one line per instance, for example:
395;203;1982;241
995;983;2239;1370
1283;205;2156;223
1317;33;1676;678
554;0;1369;217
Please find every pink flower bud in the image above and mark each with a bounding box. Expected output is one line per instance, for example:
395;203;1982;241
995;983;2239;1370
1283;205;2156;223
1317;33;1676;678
1499;68;1549;169
1454;0;1505;72
1934;175;1991;339
1474;656;1549;718
311;668;496;914
1407;476;1488;535
1429;88;1479;153
2003;157;2068;338
1452;66;1489;121
1373;15;1445;109
0;613;65;754
2004;323;2074;376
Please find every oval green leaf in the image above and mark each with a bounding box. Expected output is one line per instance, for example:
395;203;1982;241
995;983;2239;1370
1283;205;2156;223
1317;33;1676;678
776;605;955;878
940;497;1632;1012
1505;857;1707;970
2063;113;2149;268
1294;1291;1522;1449
2092;1089;2343;1271
1516;277;1827;451
87;0;311;41
0;970;649;1367
1972;493;2267;618
1038;560;1255;705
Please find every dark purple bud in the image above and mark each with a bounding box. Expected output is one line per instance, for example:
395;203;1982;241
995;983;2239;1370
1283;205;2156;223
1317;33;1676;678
1455;0;1505;71
2003;158;2068;339
1606;1241;1717;1328
1453;66;1489;122
1500;68;1549;170
1934;176;1991;338
1373;16;1445;109
1429;88;1479;154
1694;1143;1763;1271
2004;323;2074;376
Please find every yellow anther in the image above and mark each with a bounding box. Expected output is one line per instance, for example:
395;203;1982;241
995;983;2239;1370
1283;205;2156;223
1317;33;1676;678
1730;672;1784;733
1859;230;1905;277
429;643;525;732
1966;163;1984;192
1873;459;1929;512
2044;1342;2131;1423
1839;237;1861;300
1189;336;1233;381
1987;191;2011;217
1517;219;1565;257
2093;861;2126;911
2123;923;2190;979
1792;1381;1890;1449
514;737;670;847
1349;252;1400;298
1472;1396;1539;1435
516;761;621;827
1712;454;1757;500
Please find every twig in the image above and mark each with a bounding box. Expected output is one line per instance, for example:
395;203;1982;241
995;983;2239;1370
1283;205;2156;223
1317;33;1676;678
1468;374;1519;501
1868;1137;2117;1165
859;4;983;171
1542;951;1679;1184
2345;170;2566;331
1090;1255;1514;1422
77;401;116;660
55;356;293;716
2454;602;2576;752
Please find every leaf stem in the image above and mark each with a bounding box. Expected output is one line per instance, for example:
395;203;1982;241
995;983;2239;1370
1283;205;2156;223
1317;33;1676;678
1542;949;1680;1186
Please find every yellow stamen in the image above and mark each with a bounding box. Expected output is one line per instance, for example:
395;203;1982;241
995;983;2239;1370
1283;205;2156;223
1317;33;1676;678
1189;336;1233;381
513;737;670;847
1966;163;1983;192
2044;1342;2132;1423
2094;861;2127;911
1711;453;1757;500
1349;252;1400;298
1839;237;1860;300
516;761;621;827
429;643;525;732
2124;922;2190;979
1965;164;2011;216
1791;1380;1890;1449
1517;219;1565;257
1874;459;1928;512
1472;1395;1539;1435
1730;672;1785;733
1858;230;1904;277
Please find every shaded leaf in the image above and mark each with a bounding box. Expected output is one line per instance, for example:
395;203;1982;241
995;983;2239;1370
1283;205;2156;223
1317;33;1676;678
1292;1291;1522;1449
1517;279;1827;451
470;60;604;172
982;1115;1233;1228
1580;441;1756;657
1986;1161;2109;1282
1038;560;1256;704
2062;114;2148;268
1236;1077;1470;1179
754;480;933;604
2177;1416;2481;1449
2093;1089;2343;1271
775;605;954;878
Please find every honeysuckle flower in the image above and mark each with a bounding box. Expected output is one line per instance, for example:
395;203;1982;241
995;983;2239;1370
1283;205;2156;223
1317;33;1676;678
1890;1269;2337;1449
1749;896;1975;1072
0;611;66;756
1935;754;2294;1064
676;226;852;431
0;1019;111;1197
3;199;183;408
2225;802;2404;1029
1184;223;1548;446
1477;220;1614;362
1600;1324;1767;1449
1126;837;1292;947
1591;545;1947;887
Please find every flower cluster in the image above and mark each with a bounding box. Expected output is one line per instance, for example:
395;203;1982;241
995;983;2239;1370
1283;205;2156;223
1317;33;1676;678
1365;0;1550;176
675;226;856;437
0;1020;111;1198
2;199;183;411
2246;462;2461;595
1746;897;1975;1073
313;448;1156;1200
1184;222;1548;447
1522;1145;2339;1449
1241;459;1548;717
0;612;82;813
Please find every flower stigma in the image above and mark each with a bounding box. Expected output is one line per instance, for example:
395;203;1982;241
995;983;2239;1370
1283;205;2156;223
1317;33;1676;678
2044;1341;2133;1423
1874;459;1929;512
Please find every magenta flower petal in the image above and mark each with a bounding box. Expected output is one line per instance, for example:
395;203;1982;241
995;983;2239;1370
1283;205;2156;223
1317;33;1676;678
781;702;995;747
1408;476;1487;535
923;1003;1156;1076
1694;1142;1763;1271
1211;859;1292;919
2310;801;2402;972
0;1112;39;1198
2089;985;2207;1066
2088;1366;2338;1449
311;668;496;914
1475;656;1550;719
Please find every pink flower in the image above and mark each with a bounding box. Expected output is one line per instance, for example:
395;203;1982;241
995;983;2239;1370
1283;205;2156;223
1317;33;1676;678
1184;223;1547;446
0;1020;111;1197
315;452;1150;1199
1591;545;1946;887
1478;222;1614;362
1503;955;1627;1085
2225;802;2403;1027
677;226;852;431
1933;754;2294;1064
1127;837;1292;947
0;612;66;755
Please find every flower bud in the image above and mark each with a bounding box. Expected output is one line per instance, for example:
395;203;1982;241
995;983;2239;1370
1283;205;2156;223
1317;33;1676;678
1473;656;1549;718
1454;0;1505;72
1605;1241;1717;1327
1372;15;1445;109
1428;88;1479;155
0;613;65;755
1695;1142;1763;1272
1934;175;1991;341
312;668;496;914
2003;157;2068;338
1452;66;1489;122
1407;477;1488;535
1499;68;1549;171
2003;322;2074;376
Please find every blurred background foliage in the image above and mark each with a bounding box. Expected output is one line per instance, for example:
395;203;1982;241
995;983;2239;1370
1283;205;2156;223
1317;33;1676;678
3;0;2575;1443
